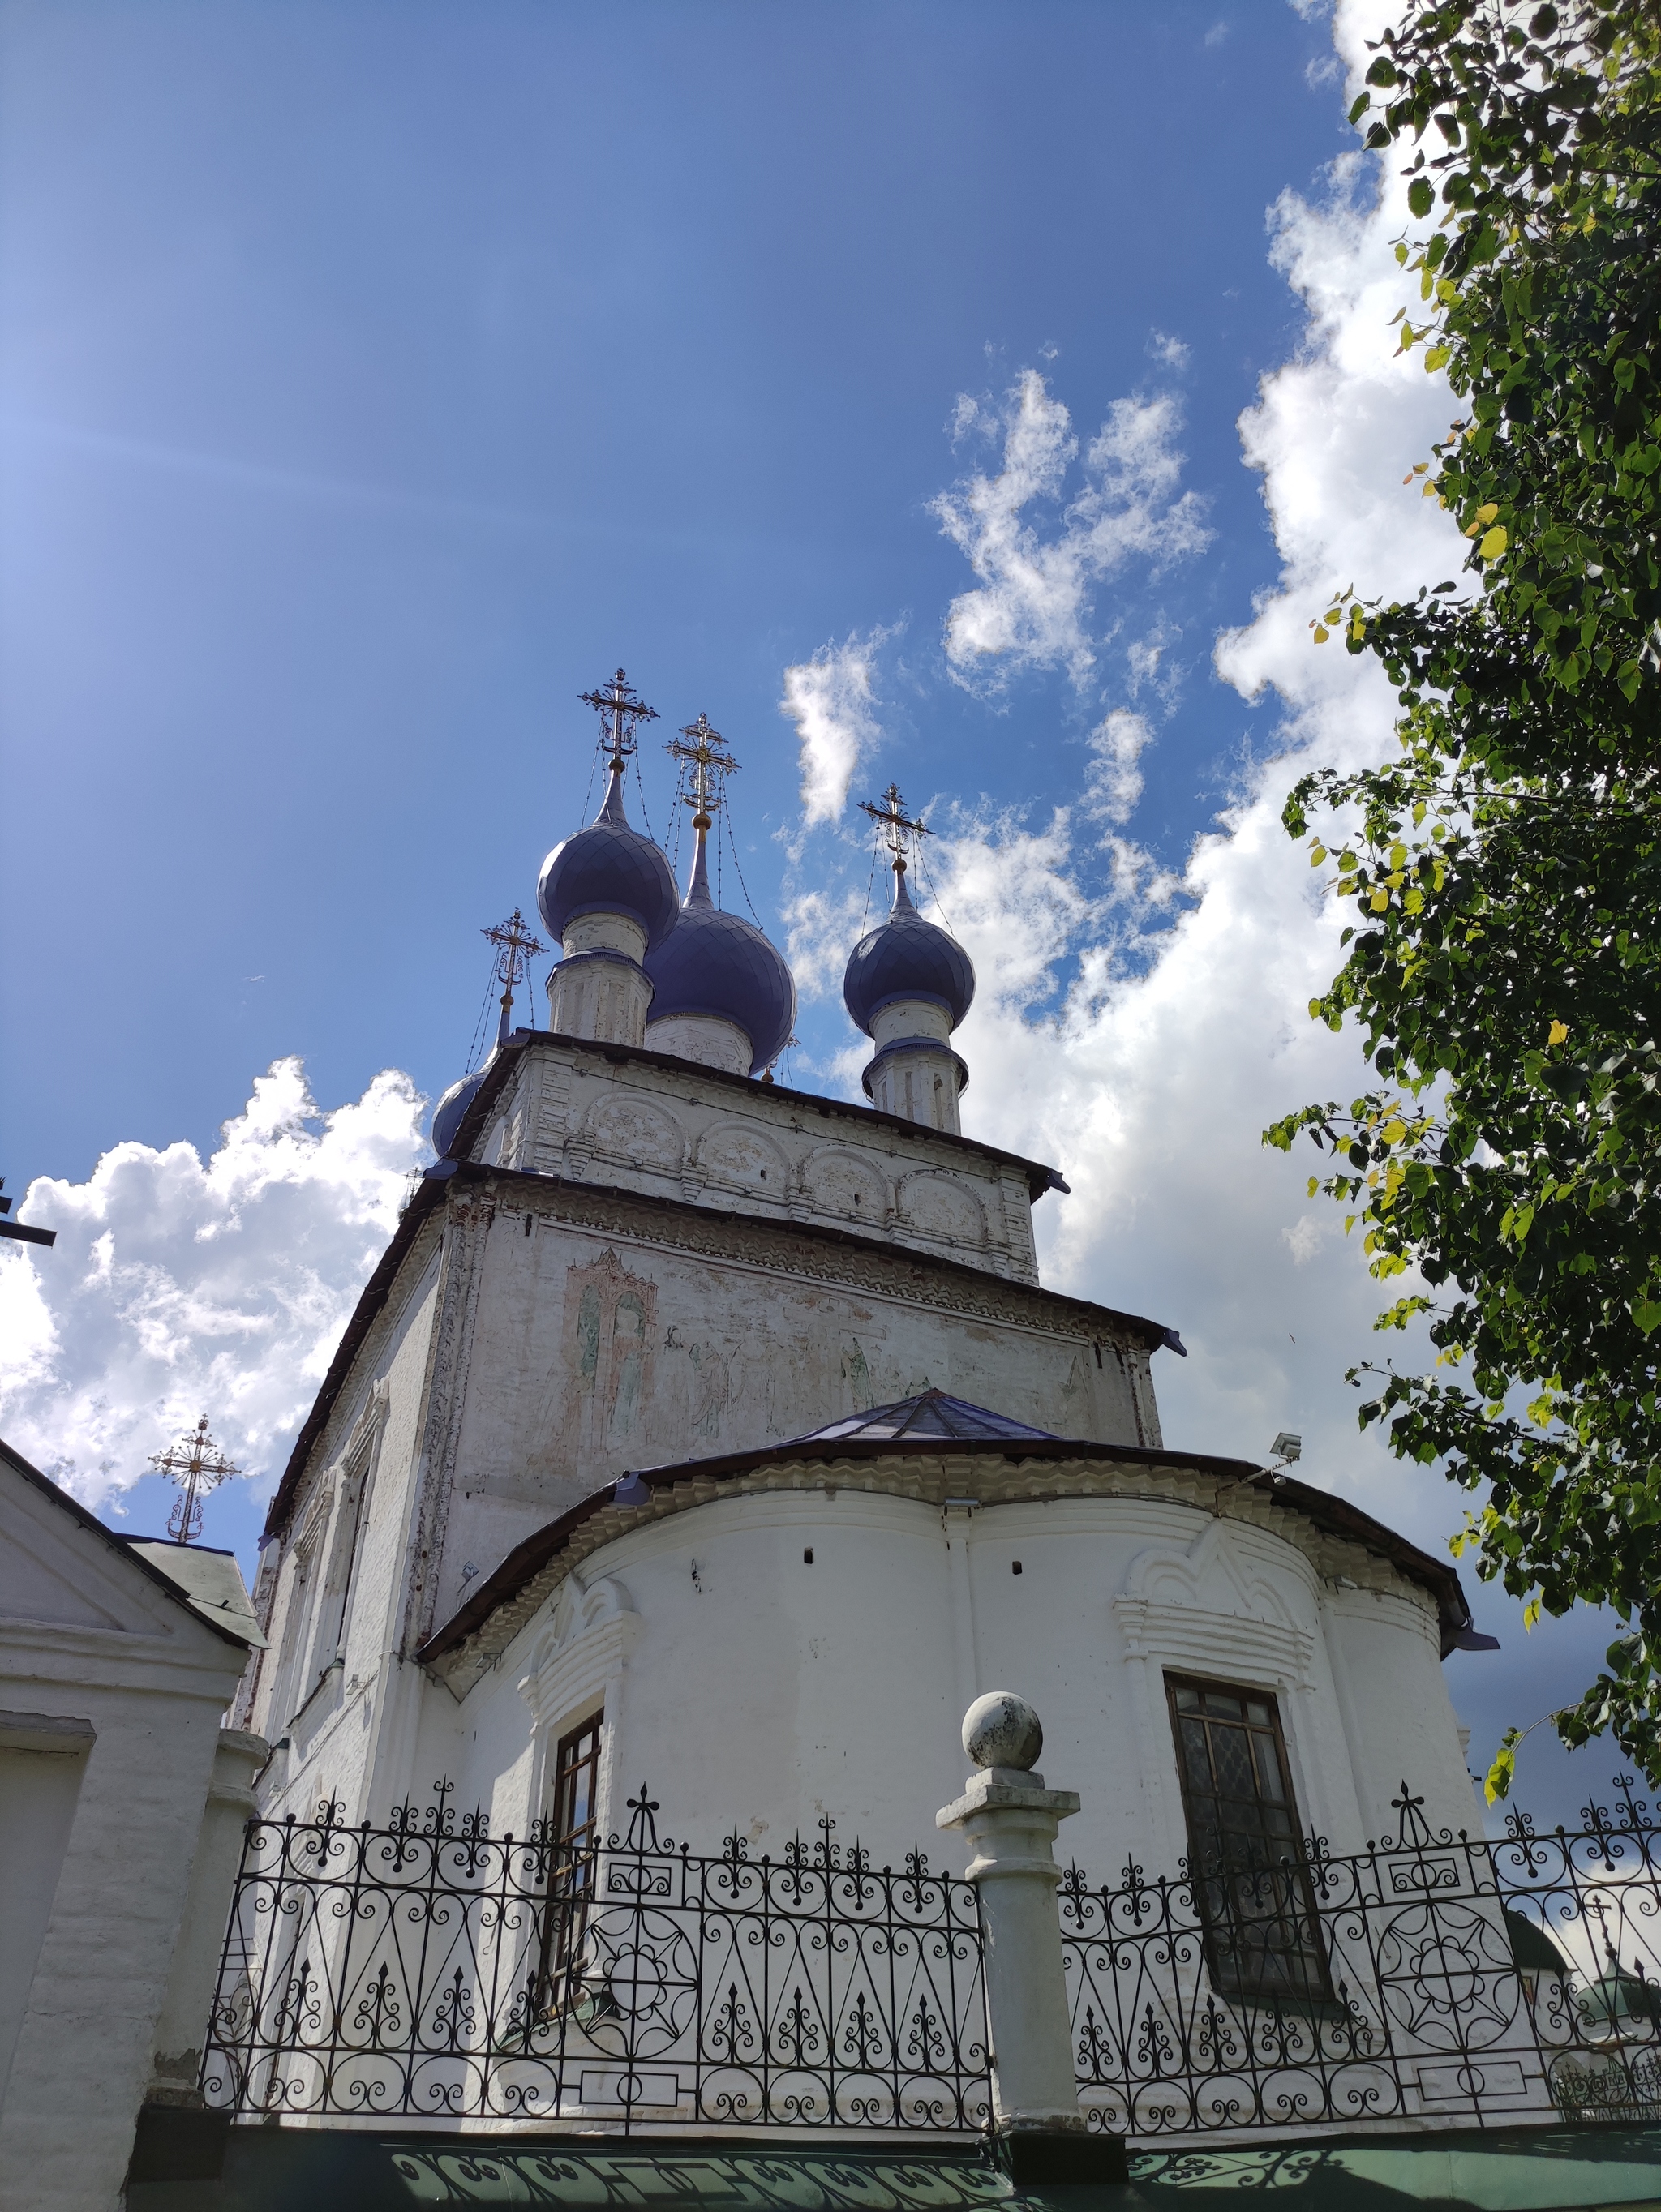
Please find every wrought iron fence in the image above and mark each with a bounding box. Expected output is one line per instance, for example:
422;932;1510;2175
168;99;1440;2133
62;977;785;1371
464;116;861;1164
201;1782;988;2133
1062;1777;1661;2138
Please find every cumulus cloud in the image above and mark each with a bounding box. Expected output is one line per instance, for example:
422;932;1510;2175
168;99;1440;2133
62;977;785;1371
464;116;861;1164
779;628;895;828
932;371;1212;694
894;3;1611;1807
0;1058;427;1511
1148;331;1191;371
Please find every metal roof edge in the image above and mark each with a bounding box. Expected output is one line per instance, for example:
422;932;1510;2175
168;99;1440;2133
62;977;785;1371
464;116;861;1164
449;1027;1070;1202
416;1436;1470;1665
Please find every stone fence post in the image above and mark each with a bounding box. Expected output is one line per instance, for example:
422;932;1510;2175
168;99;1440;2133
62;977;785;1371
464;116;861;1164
937;1693;1126;2184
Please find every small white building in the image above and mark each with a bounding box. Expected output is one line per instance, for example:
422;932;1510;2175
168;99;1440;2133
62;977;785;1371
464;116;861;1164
0;1437;264;2212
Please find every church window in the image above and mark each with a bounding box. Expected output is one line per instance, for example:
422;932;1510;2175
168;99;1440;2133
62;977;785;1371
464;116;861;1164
1165;1677;1332;2008
536;1713;603;2013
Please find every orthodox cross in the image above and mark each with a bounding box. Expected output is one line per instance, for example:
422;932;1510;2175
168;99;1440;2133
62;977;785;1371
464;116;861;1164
482;907;546;1043
666;713;739;831
150;1415;240;1545
579;667;658;771
858;782;930;875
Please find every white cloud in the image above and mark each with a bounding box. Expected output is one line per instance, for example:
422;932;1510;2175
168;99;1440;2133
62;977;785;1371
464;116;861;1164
0;1059;427;1511
932;371;1211;694
1204;21;1230;48
779;628;895;828
909;22;1472;1571
1282;1213;1333;1264
1084;709;1154;829
1148;331;1191;371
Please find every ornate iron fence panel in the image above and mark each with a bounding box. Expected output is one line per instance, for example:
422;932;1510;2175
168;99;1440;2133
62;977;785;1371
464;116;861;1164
1062;1778;1661;2139
201;1784;989;2133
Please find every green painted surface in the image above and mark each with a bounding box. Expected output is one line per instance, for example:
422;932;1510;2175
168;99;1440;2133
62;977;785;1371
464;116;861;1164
125;2125;1661;2212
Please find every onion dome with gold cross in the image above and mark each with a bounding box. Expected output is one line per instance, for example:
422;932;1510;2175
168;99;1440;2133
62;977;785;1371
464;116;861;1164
642;714;796;1076
842;785;975;1037
536;670;681;952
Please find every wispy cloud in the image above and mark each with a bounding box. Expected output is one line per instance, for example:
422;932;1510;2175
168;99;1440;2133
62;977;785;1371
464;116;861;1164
932;371;1212;696
1147;331;1191;370
1083;709;1155;829
779;627;896;828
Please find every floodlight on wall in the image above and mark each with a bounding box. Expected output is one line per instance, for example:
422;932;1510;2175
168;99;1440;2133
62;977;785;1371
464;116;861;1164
1269;1431;1303;1466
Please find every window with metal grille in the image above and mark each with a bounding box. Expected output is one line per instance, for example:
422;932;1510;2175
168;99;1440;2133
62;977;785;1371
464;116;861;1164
536;1713;603;2015
1165;1676;1333;2008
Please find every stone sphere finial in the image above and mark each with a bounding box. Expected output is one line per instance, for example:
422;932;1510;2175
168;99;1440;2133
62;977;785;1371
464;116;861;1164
963;1691;1043;1773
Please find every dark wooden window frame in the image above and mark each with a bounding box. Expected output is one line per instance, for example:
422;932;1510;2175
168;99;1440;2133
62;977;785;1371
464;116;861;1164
534;1710;604;2017
1164;1672;1336;2011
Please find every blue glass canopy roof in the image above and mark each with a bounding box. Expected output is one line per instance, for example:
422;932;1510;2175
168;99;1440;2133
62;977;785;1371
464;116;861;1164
793;1390;1058;1445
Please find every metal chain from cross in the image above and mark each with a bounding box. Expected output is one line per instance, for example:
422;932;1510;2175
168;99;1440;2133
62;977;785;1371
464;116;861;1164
578;667;659;771
666;713;740;830
150;1415;240;1545
858;782;930;875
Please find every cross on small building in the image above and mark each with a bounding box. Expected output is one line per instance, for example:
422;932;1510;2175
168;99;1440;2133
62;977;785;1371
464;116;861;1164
578;667;659;769
667;713;740;830
150;1416;240;1545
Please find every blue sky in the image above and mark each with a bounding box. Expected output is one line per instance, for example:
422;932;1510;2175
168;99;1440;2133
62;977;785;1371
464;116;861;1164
2;0;1347;1170
0;2;1625;1828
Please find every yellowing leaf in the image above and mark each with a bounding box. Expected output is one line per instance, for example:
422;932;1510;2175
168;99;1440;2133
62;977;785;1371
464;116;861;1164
1479;525;1509;559
1370;889;1390;912
1381;1119;1406;1144
1523;1597;1542;1631
1548;1019;1568;1045
1476;502;1500;523
1313;625;1330;643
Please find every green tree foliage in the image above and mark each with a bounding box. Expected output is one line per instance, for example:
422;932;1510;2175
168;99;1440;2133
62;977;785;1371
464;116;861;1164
1265;1;1661;1790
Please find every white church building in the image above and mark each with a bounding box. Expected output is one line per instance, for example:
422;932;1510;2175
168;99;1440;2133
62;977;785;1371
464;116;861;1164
235;672;1480;1889
200;669;1570;2183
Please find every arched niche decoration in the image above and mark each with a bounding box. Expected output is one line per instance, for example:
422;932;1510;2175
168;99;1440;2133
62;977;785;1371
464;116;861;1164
577;1095;687;1177
693;1121;792;1202
895;1170;986;1248
800;1145;892;1227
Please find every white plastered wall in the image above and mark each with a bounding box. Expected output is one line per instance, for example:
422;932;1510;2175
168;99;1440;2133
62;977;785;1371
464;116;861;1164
418;1481;1467;1890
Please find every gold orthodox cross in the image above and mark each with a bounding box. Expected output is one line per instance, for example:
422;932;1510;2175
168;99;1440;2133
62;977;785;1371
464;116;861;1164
483;907;546;1038
858;782;930;869
578;667;659;769
667;713;739;831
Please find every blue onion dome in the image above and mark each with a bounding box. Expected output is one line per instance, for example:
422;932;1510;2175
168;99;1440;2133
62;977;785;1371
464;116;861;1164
643;836;796;1074
536;765;680;951
843;865;976;1036
431;1066;487;1157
